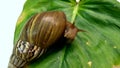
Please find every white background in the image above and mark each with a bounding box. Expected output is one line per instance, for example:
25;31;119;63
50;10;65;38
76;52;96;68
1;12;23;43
0;0;25;68
0;0;119;68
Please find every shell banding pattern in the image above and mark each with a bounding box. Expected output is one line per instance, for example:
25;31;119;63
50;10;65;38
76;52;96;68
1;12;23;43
9;40;45;67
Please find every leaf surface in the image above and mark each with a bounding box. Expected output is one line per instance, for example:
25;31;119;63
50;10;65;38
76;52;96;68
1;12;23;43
14;0;120;68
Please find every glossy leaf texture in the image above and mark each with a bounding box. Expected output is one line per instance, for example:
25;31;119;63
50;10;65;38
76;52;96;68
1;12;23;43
14;0;120;68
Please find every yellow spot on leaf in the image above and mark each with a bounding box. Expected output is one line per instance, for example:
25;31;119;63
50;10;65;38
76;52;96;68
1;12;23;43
113;46;117;49
16;12;26;25
113;65;120;68
86;41;90;45
88;61;92;67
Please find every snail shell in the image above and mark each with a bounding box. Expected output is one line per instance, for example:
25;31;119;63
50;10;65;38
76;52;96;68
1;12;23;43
20;11;66;48
8;11;80;68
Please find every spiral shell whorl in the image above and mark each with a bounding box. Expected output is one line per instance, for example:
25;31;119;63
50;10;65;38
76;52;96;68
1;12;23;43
8;40;45;68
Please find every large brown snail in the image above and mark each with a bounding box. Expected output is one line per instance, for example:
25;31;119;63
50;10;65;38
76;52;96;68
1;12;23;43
8;11;81;68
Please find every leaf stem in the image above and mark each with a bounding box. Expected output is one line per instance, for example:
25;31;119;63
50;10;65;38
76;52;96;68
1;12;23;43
71;1;79;24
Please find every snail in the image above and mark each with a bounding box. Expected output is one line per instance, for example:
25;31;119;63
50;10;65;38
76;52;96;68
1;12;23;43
8;11;81;68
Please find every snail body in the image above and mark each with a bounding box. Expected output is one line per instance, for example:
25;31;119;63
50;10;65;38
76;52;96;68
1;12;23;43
8;11;80;68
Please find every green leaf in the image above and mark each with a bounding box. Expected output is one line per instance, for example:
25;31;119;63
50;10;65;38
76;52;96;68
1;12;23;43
14;0;120;68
